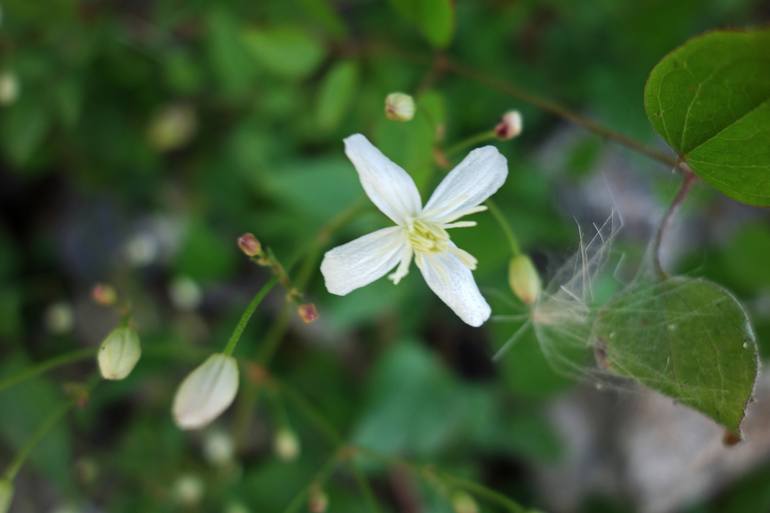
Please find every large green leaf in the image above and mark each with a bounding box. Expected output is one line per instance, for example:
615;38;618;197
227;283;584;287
644;29;770;206
594;277;759;434
389;0;455;48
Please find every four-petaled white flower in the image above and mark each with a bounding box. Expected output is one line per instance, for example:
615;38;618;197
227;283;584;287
321;134;508;327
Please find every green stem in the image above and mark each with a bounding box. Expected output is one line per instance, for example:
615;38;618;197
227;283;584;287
445;130;496;157
223;277;278;356
652;168;697;278
439;472;527;513
282;452;340;513
0;347;95;394
3;378;97;481
486;199;520;256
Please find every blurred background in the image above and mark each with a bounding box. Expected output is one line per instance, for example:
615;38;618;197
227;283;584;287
2;1;770;512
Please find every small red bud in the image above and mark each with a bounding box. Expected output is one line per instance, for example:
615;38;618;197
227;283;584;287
494;110;523;140
297;303;319;324
237;233;262;257
91;283;117;306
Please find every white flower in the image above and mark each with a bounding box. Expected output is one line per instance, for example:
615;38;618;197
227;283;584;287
321;134;508;327
384;92;415;121
97;326;141;380
172;353;239;430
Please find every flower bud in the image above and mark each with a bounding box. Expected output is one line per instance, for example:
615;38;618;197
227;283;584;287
203;429;234;467
173;353;239;430
0;479;13;513
97;326;142;380
147;103;197;152
45;301;74;335
273;428;300;462
297;303;319;324
173;474;204;506
169;275;203;311
384;92;415;122
0;70;19;106
91;283;117;306
508;254;541;305
237;233;262;257
308;485;328;513
495;110;523;140
452;492;479;513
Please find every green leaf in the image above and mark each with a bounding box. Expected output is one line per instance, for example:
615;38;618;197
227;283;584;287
315;60;359;132
595;277;759;433
389;0;455;48
242;26;325;80
644;29;770;206
1;95;50;167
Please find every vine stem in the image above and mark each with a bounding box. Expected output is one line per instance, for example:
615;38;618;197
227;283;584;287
652;168;697;278
0;347;95;393
3;378;97;482
441;58;681;170
222;277;278;356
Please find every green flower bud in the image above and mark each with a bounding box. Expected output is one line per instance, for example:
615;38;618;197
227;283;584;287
0;479;13;513
452;491;479;513
273;428;300;462
508;254;541;305
0;70;19;106
97;326;141;380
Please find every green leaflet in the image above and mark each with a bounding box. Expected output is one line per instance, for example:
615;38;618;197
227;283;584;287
595;277;759;434
644;29;770;206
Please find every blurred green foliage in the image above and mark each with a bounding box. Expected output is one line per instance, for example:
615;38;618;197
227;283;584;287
1;1;769;512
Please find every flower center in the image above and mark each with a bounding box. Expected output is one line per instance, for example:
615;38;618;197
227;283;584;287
407;219;449;254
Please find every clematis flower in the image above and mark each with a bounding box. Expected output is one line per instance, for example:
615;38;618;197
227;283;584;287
321;134;508;327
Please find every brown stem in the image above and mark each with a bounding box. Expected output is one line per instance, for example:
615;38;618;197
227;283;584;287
652;168;697;278
441;58;681;170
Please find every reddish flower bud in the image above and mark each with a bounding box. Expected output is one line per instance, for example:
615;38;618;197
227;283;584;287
297;303;319;324
494;110;523;140
237;233;262;257
91;283;117;306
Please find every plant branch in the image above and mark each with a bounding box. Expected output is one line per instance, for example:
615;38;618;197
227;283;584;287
652;168;697;278
223;277;279;356
0;347;95;394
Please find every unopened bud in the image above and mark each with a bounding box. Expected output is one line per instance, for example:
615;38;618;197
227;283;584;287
147;103;197;152
273;428;300;462
308;485;328;513
297;303;319;324
203;430;234;467
495;110;523;140
91;283;117;306
0;70;19;106
45;301;74;335
508;254;541;305
452;492;479;513
237;233;262;257
173;474;204;506
0;479;13;513
169;275;202;311
173;353;239;430
97;326;142;380
384;92;415;121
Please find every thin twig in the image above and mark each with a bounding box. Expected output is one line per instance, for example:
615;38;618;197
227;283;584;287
652;168;697;278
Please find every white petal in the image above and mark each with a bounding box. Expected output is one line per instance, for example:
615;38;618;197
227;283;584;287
416;249;491;327
344;134;422;225
321;226;407;295
423;146;507;223
173;353;239;430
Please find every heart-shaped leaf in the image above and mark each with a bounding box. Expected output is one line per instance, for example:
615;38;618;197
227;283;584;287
644;30;770;206
594;277;758;434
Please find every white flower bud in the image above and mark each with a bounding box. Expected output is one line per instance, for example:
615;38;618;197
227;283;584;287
508;254;541;305
273;428;300;462
495;110;523;140
452;492;479;513
173;474;204;506
169;275;202;311
0;71;19;106
308;485;328;513
384;92;415;122
172;353;239;430
0;479;13;513
203;429;234;467
45;301;74;335
97;326;142;380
